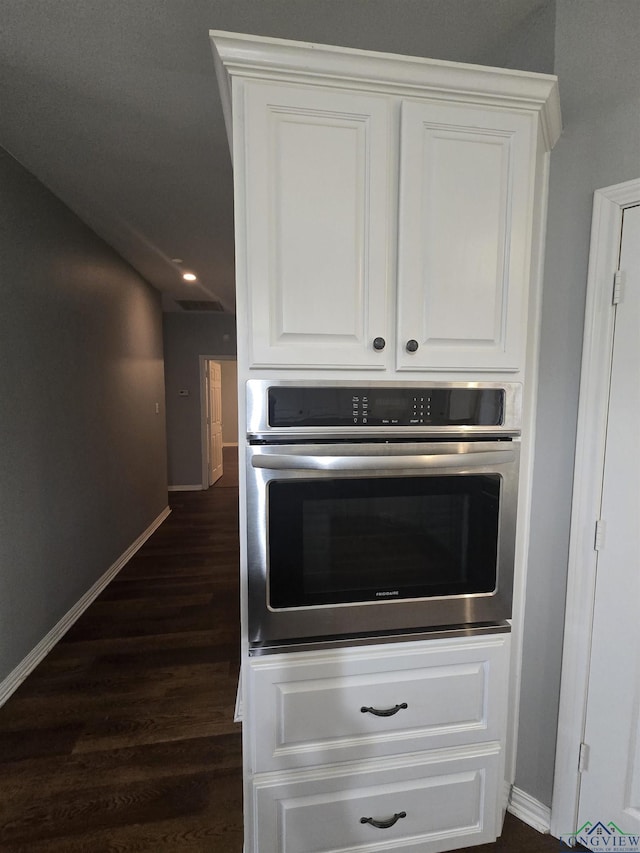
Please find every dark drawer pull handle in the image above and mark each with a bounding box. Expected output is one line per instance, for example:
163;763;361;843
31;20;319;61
360;811;407;829
361;702;408;717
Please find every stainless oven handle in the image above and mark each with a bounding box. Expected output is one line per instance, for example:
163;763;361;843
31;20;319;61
251;449;516;472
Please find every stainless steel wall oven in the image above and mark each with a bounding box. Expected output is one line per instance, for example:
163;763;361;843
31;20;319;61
246;380;521;652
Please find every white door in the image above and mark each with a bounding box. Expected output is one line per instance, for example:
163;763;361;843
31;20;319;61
577;204;640;844
240;80;391;370
396;100;533;373
207;360;223;486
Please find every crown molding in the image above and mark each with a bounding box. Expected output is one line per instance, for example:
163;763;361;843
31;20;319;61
210;30;561;152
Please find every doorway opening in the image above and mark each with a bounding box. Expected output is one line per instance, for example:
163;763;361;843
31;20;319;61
199;356;238;490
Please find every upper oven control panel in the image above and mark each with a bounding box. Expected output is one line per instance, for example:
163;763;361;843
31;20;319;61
270;386;505;427
246;381;523;437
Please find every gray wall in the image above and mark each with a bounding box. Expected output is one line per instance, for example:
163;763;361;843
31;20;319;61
163;312;237;486
0;148;168;685
515;0;640;806
499;0;556;72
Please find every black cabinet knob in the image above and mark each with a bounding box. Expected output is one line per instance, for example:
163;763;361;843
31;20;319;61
373;337;386;351
406;339;419;353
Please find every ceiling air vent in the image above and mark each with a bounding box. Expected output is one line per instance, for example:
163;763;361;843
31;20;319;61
176;299;224;312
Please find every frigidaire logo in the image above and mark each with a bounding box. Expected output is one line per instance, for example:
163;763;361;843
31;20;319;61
376;590;400;597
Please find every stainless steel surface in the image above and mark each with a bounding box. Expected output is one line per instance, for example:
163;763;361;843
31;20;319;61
246;378;523;440
246;437;520;646
248;621;512;656
250;442;517;472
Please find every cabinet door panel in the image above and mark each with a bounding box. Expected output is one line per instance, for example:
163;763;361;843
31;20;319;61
241;81;391;368
252;747;502;853
397;100;534;371
248;634;510;772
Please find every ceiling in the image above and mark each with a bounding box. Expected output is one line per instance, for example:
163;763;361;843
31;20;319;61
0;0;554;313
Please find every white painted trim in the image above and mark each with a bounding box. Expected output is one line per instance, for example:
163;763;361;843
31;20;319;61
0;506;171;708
234;667;243;723
505;139;553;791
209;30;561;151
167;485;204;492
200;355;213;490
509;786;551;834
550;178;640;838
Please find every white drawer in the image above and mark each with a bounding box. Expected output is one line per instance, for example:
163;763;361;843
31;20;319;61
250;743;503;853
248;633;510;772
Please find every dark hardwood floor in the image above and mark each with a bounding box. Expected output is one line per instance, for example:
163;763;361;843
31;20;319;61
0;451;243;852
0;447;566;851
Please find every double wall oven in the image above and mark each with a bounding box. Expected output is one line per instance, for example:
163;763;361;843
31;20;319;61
245;380;521;653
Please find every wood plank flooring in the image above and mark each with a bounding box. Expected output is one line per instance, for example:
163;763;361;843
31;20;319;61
0;452;243;852
0;447;568;851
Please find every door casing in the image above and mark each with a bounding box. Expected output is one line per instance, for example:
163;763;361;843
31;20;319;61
199;354;237;489
551;178;640;837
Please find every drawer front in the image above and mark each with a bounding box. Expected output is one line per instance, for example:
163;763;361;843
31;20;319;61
251;744;502;853
249;634;509;771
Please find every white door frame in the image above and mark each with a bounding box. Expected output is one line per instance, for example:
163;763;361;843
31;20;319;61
551;178;640;837
199;354;236;489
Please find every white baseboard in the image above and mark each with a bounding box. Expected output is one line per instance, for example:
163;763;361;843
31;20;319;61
0;505;171;708
508;785;551;834
167;485;204;492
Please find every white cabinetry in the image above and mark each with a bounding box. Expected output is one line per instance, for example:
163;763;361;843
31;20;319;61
209;31;561;853
253;749;502;853
396;101;534;372
239;81;391;370
211;32;561;376
245;633;510;853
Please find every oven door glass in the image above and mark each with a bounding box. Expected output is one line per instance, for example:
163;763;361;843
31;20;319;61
267;474;501;608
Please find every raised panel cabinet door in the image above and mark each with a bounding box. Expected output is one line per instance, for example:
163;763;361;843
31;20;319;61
251;745;503;853
240;80;392;369
396;99;536;372
248;633;510;772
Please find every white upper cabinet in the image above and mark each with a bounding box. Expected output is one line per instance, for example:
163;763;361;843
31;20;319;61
240;81;391;369
397;100;534;371
211;31;561;376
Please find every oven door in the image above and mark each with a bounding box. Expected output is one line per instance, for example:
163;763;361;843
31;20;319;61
246;440;519;647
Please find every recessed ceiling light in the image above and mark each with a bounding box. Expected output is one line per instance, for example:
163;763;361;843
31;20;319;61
182;272;197;282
